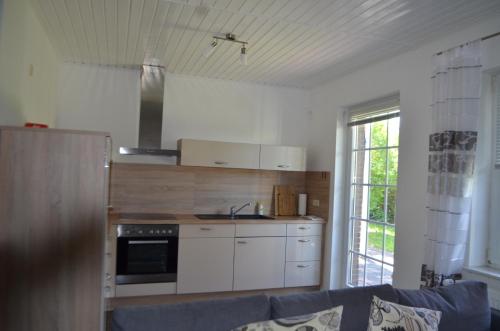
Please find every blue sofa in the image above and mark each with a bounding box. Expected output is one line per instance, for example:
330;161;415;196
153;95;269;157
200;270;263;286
112;281;500;331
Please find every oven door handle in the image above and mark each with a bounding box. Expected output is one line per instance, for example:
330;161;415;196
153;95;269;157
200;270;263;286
128;240;169;244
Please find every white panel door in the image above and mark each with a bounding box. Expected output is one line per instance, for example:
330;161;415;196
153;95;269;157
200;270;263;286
177;238;235;294
233;237;286;291
259;145;306;171
178;139;260;169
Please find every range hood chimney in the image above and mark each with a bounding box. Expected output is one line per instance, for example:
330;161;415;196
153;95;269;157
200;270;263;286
119;65;179;157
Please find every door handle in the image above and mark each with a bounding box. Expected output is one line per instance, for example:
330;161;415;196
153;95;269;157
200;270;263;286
297;264;310;268
214;161;228;165
298;226;311;230
237;241;247;244
200;227;212;231
277;164;290;168
129;240;168;244
298;239;311;243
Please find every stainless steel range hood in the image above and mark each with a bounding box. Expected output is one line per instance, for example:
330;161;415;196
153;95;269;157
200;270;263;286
119;65;179;157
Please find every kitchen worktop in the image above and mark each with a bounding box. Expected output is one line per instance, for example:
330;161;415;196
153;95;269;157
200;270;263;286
109;212;325;225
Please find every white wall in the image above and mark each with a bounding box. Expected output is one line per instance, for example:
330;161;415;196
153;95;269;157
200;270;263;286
310;15;500;290
56;64;141;161
0;0;59;126
56;68;310;162
163;74;309;148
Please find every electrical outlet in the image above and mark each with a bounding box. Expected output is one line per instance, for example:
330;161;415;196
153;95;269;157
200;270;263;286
312;199;320;207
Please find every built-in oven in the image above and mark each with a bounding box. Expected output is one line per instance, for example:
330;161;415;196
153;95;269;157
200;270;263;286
116;224;179;285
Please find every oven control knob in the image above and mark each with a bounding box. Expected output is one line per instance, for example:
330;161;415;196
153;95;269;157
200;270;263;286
155;230;160;234
161;230;167;234
125;230;130;235
149;230;154;234
168;230;172;234
138;230;143;234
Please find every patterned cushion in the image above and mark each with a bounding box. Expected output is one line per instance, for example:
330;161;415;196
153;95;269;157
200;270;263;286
367;296;441;331
232;306;343;331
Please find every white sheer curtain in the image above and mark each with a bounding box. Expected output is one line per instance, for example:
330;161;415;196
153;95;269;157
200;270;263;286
422;40;482;287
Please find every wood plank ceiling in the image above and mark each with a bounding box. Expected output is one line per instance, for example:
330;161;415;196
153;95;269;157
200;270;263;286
31;0;500;88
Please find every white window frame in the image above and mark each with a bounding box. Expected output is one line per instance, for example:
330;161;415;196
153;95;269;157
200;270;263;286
488;73;500;268
344;95;400;287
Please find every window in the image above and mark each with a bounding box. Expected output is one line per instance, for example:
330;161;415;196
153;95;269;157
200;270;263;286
346;96;400;287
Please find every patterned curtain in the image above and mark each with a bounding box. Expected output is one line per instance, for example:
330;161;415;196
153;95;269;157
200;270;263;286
422;41;482;288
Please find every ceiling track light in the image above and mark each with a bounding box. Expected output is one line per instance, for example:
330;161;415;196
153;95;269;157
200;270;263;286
203;33;248;65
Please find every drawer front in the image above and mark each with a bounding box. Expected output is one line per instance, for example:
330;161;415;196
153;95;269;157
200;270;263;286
285;261;321;287
287;223;322;237
286;236;321;262
235;224;286;237
180;224;235;238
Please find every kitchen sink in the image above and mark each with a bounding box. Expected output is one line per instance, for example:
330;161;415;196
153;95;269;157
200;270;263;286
195;214;274;220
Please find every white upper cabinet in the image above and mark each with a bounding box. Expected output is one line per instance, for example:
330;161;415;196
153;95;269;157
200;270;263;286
178;139;306;171
259;145;306;171
178;139;260;169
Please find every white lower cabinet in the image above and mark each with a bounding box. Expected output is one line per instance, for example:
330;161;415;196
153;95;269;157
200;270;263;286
233;237;286;291
177;237;235;294
285;223;323;287
285;261;321;287
175;223;323;294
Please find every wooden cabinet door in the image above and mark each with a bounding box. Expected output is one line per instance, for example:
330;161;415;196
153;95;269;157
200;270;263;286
0;127;108;331
178;139;260;169
259;145;306;171
233;237;286;291
177;238;235;294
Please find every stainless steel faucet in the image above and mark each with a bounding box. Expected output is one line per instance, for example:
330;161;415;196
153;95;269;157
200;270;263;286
230;202;251;219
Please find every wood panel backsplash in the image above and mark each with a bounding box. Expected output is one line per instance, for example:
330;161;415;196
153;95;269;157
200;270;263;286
110;163;330;220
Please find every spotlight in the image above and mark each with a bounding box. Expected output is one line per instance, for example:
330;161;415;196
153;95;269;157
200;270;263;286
203;39;218;58
240;46;248;65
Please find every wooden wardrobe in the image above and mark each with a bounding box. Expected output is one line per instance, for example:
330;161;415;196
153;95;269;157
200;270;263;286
0;126;110;331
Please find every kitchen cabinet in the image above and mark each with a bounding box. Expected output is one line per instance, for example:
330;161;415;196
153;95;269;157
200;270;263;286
259;145;306;171
233;237;286;291
177;224;235;294
286;236;322;262
284;223;322;287
285;261;321;287
177;138;307;171
178;139;260;169
286;223;323;237
235;224;286;237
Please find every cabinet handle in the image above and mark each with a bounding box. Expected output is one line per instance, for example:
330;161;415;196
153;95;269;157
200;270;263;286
200;227;212;231
277;164;290;168
298;226;311;230
237;241;247;244
214;161;228;165
298;239;311;243
297;264;310;268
